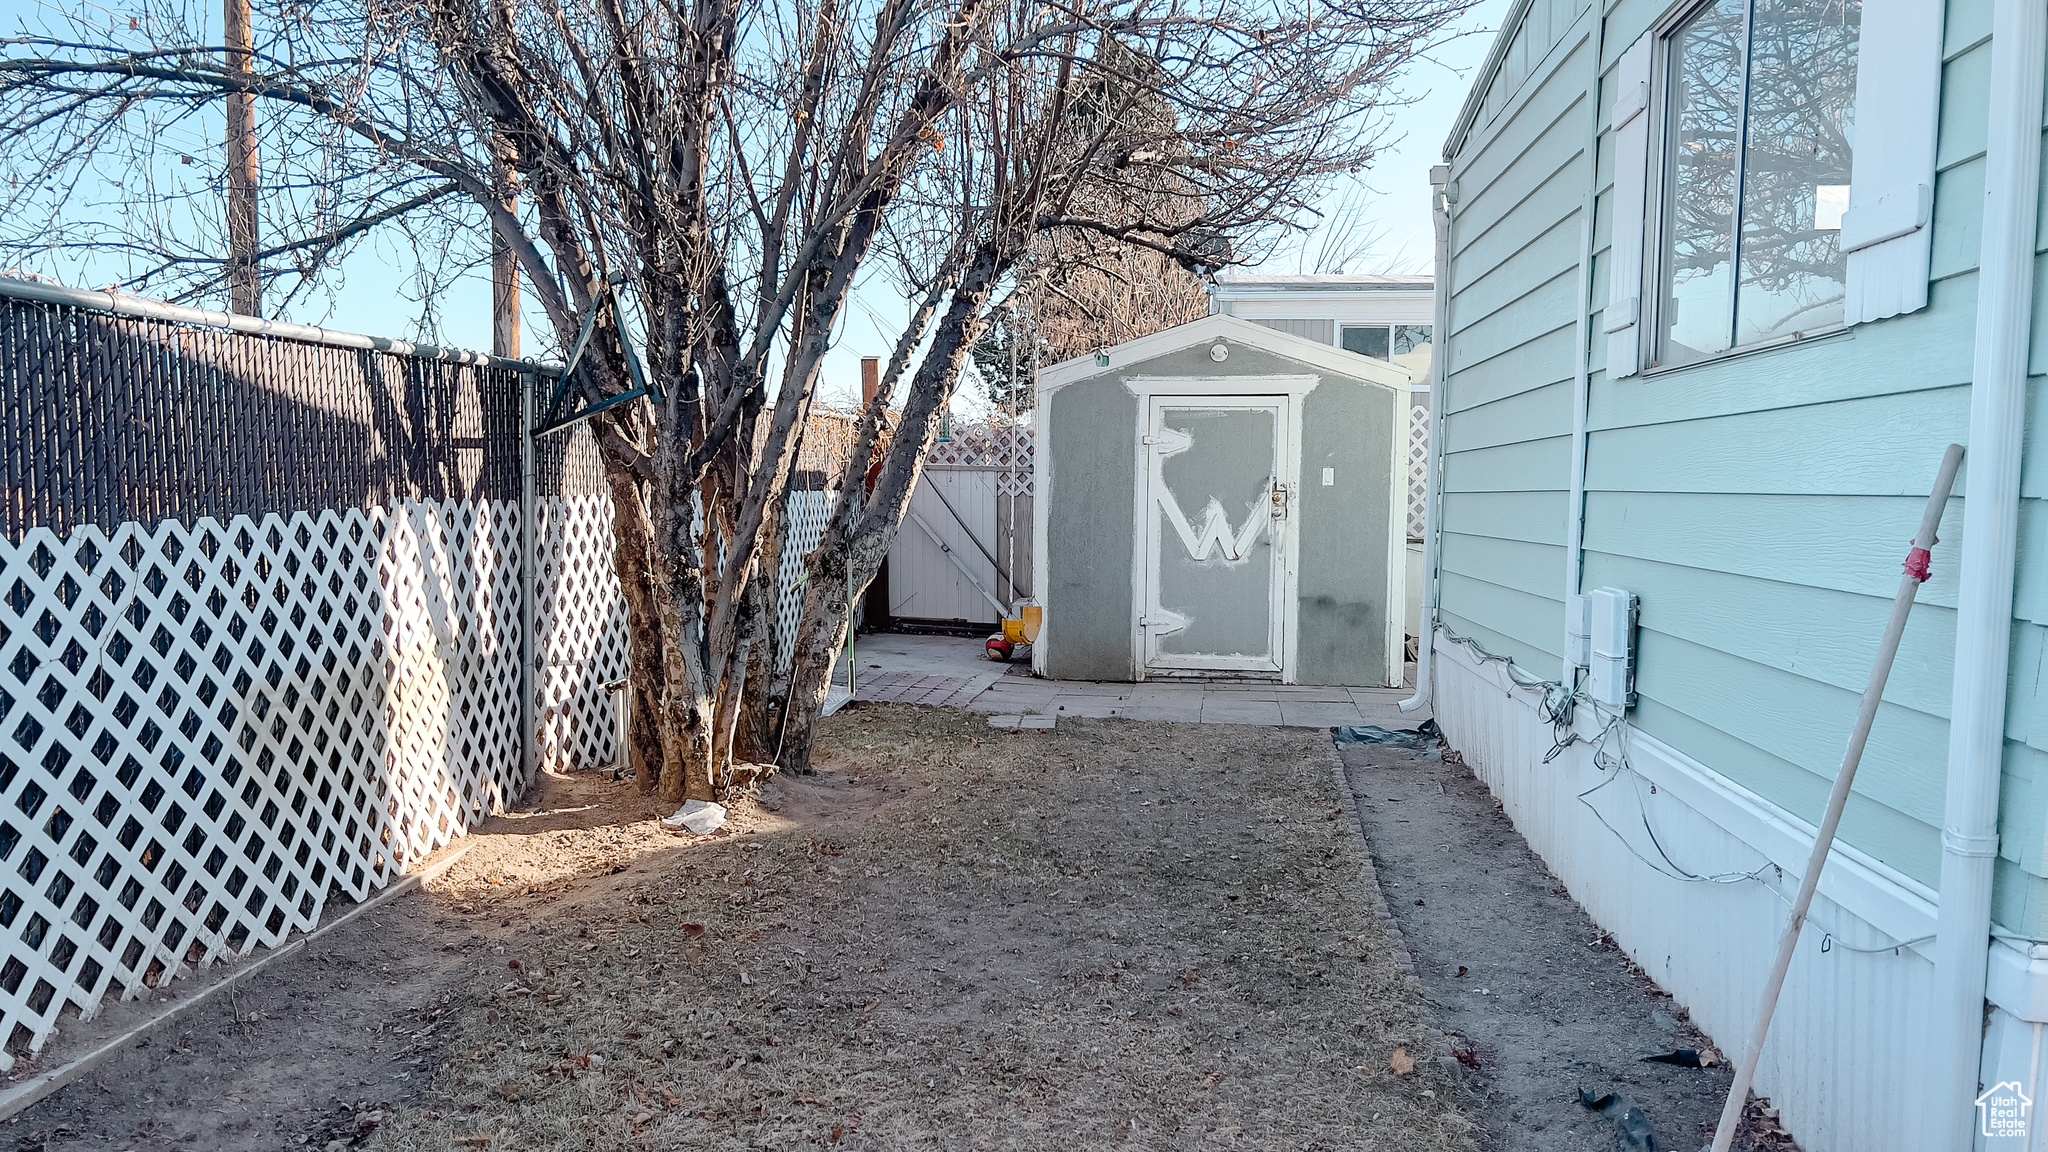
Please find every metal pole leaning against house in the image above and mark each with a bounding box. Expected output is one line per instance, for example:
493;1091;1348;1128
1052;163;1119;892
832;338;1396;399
1708;443;1966;1152
1929;0;2046;1143
1400;165;1454;714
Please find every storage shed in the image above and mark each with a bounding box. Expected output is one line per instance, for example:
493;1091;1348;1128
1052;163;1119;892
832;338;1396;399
1030;314;1410;687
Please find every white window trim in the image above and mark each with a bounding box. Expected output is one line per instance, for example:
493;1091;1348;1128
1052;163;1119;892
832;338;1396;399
1607;0;1941;379
1604;32;1652;380
1840;0;1942;323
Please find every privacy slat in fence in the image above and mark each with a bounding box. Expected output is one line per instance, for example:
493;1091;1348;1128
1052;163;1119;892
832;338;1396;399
0;303;521;542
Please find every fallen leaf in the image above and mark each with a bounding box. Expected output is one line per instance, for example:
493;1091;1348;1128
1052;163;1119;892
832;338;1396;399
683;924;706;938
1389;1048;1415;1076
1453;1047;1481;1069
1699;1046;1725;1067
1455;965;1468;978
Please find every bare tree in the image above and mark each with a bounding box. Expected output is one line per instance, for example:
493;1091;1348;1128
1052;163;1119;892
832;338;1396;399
970;239;1211;415
0;0;1471;799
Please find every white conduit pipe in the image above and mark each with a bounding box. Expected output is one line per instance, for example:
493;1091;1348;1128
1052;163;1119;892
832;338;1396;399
1561;211;1593;690
2030;1023;2045;1152
1562;12;1605;686
1399;168;1454;714
1930;0;2045;1145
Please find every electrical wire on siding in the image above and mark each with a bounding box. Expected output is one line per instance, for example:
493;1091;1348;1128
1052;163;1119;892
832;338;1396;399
1431;621;1581;756
1435;617;2048;960
1436;619;1783;884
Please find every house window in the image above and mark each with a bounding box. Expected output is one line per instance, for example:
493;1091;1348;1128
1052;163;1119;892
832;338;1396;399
1340;325;1390;359
1340;324;1431;360
1657;0;1859;367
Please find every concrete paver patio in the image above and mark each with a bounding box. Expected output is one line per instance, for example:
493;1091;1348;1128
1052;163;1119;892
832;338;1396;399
844;632;1426;729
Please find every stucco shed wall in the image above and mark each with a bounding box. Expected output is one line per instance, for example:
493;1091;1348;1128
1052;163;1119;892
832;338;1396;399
1039;335;1403;685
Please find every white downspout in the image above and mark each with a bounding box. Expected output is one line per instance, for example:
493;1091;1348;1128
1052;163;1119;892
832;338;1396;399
1930;0;2044;1145
1562;13;1604;686
1561;210;1593;689
1399;166;1453;714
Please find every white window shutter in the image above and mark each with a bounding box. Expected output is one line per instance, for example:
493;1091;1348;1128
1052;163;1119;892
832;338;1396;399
1841;0;1942;323
1606;34;1653;380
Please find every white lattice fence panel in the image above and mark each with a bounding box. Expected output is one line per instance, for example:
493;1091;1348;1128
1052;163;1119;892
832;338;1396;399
1408;402;1429;541
772;491;836;670
380;502;526;853
0;500;522;1062
533;494;628;773
925;425;1033;497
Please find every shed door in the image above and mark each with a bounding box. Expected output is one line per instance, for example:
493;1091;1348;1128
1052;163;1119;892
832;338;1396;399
1142;397;1291;675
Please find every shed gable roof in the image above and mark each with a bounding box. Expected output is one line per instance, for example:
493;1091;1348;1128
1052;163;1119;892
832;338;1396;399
1035;313;1412;396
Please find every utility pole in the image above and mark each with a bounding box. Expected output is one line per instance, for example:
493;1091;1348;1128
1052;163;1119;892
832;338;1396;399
491;164;520;359
223;0;260;316
490;0;520;359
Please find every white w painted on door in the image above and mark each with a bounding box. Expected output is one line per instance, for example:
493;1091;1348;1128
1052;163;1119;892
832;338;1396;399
1140;394;1295;677
1156;488;1268;563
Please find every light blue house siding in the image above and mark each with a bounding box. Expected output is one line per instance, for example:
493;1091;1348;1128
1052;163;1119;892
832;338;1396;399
1436;0;2048;942
1434;0;2048;1143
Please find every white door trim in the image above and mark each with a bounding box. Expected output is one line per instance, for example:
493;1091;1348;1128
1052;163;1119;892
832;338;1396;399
1127;377;1309;683
1120;373;1322;398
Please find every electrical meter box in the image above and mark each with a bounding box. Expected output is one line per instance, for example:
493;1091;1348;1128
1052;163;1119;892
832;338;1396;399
1587;586;1639;711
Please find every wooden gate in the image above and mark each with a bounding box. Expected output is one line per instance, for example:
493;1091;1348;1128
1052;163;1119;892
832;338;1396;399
883;424;1032;627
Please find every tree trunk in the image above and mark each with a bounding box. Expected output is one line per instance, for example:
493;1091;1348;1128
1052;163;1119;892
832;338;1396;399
777;251;1004;771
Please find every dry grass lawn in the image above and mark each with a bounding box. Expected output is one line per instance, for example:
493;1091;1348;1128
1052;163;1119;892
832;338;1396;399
366;705;1474;1151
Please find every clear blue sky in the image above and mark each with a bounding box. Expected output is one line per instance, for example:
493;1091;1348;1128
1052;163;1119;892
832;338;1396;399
4;0;1511;404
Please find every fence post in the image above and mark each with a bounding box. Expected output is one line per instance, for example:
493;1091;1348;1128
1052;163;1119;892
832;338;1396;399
519;369;538;784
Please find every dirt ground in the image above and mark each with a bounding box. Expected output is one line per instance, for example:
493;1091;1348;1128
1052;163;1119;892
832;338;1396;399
23;706;1473;1151
10;752;685;1152
1337;737;1800;1152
